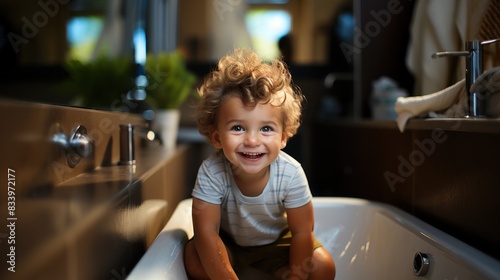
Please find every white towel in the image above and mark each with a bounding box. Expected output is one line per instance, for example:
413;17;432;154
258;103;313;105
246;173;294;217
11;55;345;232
395;66;500;132
395;79;466;132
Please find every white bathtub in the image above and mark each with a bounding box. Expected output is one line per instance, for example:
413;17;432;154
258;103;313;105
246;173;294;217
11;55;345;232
127;197;500;280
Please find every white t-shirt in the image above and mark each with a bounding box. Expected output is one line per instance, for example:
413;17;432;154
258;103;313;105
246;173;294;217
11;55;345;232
192;150;312;246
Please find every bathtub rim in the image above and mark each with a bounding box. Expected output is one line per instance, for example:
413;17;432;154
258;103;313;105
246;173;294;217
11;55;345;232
128;197;500;279
312;197;500;278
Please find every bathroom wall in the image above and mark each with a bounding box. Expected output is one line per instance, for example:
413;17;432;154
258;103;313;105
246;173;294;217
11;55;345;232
354;0;416;117
311;119;500;262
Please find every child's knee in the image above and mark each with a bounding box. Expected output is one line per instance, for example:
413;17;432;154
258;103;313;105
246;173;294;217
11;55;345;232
312;247;336;279
184;240;209;279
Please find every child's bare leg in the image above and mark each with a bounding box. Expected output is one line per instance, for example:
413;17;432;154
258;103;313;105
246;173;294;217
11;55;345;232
184;239;210;280
184;239;236;280
309;247;335;279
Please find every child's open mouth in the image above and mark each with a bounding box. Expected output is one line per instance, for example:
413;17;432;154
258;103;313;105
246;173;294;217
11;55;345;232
239;152;264;159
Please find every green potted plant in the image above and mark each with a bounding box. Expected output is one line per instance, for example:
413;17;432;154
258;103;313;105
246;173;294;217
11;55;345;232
145;51;197;110
60;56;134;109
144;51;197;150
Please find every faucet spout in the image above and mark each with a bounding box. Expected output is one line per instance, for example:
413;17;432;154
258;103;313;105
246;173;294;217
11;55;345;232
119;123;162;165
432;39;500;117
431;51;470;58
465;40;484;117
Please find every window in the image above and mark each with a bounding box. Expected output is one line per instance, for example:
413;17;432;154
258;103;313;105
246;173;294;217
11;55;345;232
67;16;104;61
245;9;291;61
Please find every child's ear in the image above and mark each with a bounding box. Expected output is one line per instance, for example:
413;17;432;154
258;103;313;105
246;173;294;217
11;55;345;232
210;130;223;149
281;132;288;149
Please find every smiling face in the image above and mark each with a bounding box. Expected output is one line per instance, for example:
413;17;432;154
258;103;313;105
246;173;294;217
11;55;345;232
210;95;288;177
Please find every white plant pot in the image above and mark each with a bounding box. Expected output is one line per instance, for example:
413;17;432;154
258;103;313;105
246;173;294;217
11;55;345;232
155;109;180;151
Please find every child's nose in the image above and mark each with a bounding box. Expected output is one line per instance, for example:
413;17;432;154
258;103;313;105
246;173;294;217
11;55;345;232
244;132;261;146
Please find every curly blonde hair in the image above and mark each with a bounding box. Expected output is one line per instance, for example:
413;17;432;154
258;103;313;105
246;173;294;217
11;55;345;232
197;48;304;143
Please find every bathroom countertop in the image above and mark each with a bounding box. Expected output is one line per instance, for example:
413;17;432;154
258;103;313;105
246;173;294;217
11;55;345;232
4;144;189;280
315;117;500;134
405;118;500;134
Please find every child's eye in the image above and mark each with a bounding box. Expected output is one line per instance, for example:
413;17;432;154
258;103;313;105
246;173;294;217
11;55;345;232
231;125;244;132
261;126;274;133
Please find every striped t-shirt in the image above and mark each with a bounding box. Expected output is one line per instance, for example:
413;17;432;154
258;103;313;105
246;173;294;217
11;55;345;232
191;150;312;247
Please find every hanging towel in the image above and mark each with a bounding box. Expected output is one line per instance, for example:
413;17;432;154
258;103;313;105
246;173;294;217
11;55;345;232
395;79;466;132
395;66;500;132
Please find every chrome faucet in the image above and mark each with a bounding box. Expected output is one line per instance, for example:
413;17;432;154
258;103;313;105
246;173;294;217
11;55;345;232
432;39;500;117
119;124;162;165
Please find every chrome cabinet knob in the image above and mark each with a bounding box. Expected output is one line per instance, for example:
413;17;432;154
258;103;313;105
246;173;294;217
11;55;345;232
52;125;94;168
69;125;93;158
67;125;94;167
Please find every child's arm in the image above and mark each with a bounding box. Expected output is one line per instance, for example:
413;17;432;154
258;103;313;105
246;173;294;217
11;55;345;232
192;197;239;279
285;201;315;279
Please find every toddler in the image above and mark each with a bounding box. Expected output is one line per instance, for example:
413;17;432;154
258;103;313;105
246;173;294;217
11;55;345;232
184;48;336;279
